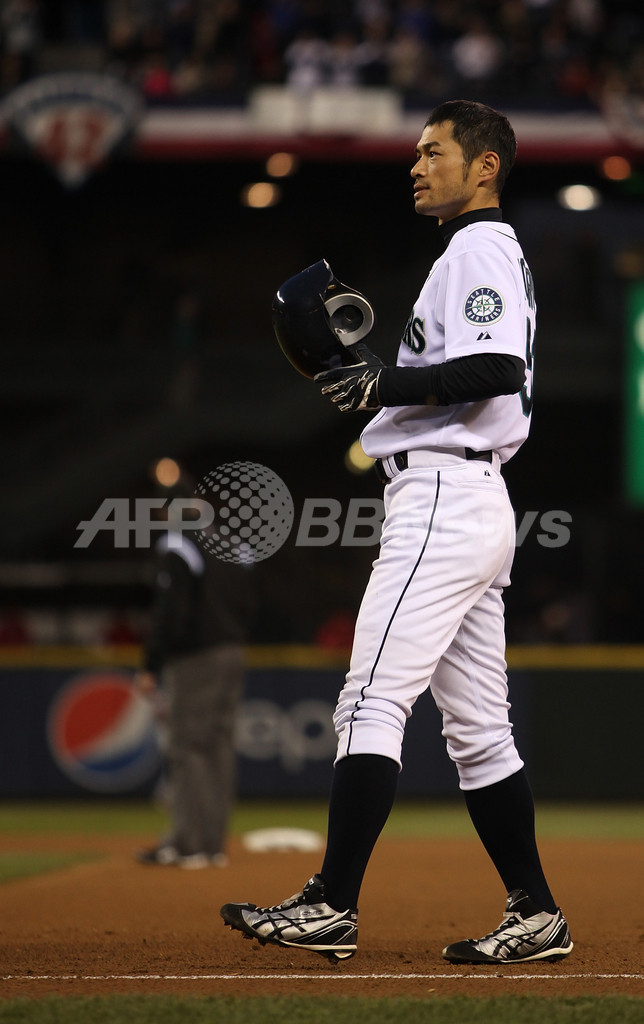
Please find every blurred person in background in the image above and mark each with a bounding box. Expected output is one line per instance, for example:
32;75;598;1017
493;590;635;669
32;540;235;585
134;480;254;869
284;25;329;91
0;0;40;91
451;15;504;91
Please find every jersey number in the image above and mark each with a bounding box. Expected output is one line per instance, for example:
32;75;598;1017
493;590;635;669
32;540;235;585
520;317;534;417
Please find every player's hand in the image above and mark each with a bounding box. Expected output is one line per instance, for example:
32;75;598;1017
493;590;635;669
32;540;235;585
315;343;384;412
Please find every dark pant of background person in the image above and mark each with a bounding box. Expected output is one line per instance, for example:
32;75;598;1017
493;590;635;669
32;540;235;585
163;644;244;858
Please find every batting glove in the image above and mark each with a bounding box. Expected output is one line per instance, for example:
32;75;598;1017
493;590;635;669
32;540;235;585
315;343;384;413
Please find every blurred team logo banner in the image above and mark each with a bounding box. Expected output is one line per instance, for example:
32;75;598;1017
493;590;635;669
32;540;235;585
1;72;143;187
47;671;161;792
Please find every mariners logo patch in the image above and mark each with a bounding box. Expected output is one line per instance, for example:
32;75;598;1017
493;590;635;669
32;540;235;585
463;286;504;325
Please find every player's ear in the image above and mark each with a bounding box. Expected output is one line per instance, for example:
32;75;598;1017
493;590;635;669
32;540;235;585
477;150;500;189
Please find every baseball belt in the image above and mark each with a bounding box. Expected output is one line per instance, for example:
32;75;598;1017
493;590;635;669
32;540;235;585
374;448;493;483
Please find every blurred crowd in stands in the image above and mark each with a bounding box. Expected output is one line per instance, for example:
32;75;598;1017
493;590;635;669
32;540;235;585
0;568;639;646
0;0;641;106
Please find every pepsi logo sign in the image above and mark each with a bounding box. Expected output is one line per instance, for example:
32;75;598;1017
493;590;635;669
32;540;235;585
47;671;161;793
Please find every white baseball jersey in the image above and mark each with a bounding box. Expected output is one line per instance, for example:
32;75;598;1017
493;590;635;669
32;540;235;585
361;218;536;463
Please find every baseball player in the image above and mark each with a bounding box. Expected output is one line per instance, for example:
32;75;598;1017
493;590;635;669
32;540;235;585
221;100;572;965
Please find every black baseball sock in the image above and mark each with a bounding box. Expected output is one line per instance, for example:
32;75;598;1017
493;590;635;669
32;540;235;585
320;753;399;911
464;768;557;914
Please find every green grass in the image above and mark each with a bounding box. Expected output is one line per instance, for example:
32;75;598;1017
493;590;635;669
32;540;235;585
0;799;642;841
0;799;640;887
0;852;97;885
0;996;641;1024
385;801;644;840
0;802;168;837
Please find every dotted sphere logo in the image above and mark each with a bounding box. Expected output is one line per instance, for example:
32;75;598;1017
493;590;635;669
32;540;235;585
196;462;294;563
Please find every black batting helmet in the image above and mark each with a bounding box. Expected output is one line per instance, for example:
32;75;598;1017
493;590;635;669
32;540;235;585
272;259;376;379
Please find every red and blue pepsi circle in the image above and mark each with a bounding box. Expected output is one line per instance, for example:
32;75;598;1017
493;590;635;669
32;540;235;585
47;671;161;793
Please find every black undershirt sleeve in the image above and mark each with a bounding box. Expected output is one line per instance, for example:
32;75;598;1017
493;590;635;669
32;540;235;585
376;353;526;407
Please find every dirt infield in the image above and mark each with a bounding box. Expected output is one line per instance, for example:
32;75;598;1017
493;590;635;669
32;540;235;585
0;832;642;1000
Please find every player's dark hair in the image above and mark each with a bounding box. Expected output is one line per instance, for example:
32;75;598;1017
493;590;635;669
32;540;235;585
425;100;517;195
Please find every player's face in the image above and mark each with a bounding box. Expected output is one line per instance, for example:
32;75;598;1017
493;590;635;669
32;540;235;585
411;122;487;223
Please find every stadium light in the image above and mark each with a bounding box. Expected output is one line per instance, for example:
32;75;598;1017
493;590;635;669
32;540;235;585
241;182;281;208
557;184;601;211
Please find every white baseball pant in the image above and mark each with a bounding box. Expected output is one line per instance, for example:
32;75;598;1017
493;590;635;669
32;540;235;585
334;454;524;790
